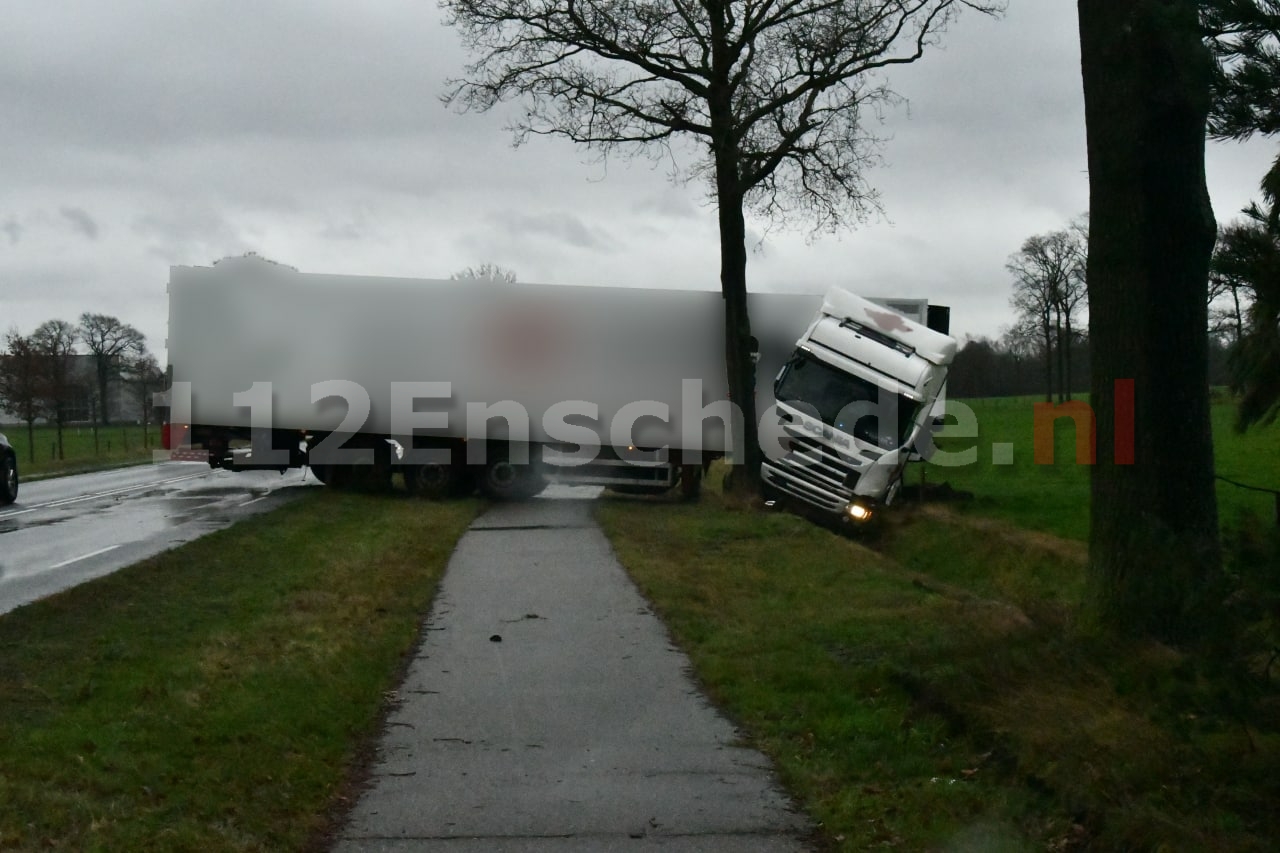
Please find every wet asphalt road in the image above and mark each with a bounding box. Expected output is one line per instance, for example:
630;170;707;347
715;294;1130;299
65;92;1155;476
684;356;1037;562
0;461;317;615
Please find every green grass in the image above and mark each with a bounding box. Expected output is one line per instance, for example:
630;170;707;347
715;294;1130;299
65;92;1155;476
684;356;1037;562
598;476;1280;851
2;423;162;479
0;490;480;852
923;395;1280;540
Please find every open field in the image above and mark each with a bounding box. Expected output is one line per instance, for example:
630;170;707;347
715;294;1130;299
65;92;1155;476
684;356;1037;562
0;490;480;852
1;423;162;479
922;395;1280;540
599;478;1280;851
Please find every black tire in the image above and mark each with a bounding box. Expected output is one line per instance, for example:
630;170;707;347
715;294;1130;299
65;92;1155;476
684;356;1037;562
405;463;471;500
479;454;546;500
0;453;17;506
310;442;393;492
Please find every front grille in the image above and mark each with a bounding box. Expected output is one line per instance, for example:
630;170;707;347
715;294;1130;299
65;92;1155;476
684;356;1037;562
775;430;859;496
761;429;864;514
762;463;850;513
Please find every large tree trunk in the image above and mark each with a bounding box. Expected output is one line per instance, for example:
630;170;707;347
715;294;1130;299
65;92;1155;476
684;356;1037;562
706;10;760;495
714;174;761;493
1078;0;1221;643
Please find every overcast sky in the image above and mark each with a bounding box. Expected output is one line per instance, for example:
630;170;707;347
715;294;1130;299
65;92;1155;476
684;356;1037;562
2;0;1276;360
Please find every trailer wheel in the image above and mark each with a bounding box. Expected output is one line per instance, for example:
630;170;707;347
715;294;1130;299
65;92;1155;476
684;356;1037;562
351;444;394;493
0;453;17;506
316;463;357;489
479;455;546;500
405;463;470;500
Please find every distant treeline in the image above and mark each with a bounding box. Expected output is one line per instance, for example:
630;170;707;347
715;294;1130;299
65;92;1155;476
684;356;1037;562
948;335;1236;400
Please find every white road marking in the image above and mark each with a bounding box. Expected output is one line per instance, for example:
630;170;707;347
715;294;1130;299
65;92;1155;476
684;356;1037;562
49;545;120;569
238;496;267;507
0;471;209;520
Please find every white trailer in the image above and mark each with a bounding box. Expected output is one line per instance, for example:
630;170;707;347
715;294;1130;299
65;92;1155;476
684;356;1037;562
163;256;952;515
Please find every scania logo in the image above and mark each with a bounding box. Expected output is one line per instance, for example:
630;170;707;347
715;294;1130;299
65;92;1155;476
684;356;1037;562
802;420;851;448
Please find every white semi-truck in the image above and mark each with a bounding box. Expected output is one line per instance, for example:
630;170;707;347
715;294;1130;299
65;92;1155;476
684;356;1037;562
161;257;954;521
763;288;957;521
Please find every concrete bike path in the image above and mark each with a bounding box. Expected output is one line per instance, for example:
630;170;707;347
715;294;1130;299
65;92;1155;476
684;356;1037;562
333;497;811;852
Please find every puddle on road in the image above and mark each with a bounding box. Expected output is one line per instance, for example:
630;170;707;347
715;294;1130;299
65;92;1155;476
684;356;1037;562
0;516;64;534
175;485;266;499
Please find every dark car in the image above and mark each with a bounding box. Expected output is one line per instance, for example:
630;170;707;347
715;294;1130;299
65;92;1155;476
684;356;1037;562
0;433;17;505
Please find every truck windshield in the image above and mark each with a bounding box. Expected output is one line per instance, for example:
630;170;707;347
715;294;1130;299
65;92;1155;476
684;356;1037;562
775;352;919;450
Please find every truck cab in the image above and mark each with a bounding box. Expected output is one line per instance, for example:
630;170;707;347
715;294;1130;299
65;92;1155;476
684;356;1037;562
761;288;956;521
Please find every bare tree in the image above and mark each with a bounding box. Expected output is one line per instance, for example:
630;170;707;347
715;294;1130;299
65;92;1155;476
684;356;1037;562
0;330;42;464
1008;258;1056;402
1209;200;1280;426
1006;230;1086;402
122;352;165;446
29;320;79;461
451;263;519;283
1209;217;1260;345
443;0;1002;491
1057;226;1089;401
79;313;146;425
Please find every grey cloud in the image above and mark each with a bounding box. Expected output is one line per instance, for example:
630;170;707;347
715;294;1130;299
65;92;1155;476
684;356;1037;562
132;206;248;264
2;218;20;245
491;211;614;251
60;207;100;240
631;190;699;219
318;220;366;242
0;2;460;157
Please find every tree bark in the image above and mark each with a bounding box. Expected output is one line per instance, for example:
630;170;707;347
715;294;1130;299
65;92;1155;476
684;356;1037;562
707;6;760;495
1078;0;1222;643
714;155;760;492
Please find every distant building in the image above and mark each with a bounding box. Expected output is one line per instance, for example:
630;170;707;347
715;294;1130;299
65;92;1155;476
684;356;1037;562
0;355;147;425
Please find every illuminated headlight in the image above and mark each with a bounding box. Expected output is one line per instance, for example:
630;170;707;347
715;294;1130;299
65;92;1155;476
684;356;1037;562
845;501;874;523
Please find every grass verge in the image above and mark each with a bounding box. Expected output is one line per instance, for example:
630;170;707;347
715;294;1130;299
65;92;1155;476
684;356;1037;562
3;424;161;479
923;396;1280;540
598;481;1279;850
0;490;480;852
